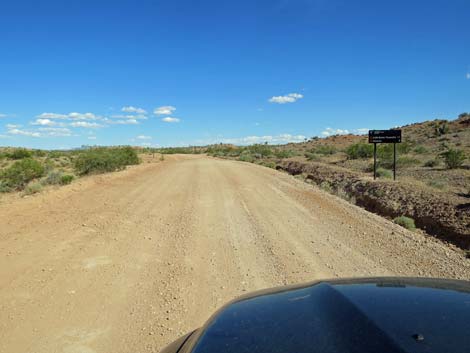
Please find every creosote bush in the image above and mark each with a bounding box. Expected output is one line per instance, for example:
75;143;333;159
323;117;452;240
0;158;45;190
73;147;140;175
376;167;392;179
441;148;466;169
346;143;374;159
24;182;43;195
60;175;74;185
8;148;32;160
393;216;416;231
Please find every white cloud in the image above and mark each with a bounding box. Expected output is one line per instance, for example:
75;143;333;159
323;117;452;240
136;135;152;140
6;124;21;129
320;127;370;137
210;133;306;145
154;106;176;115
466;72;470;79
8;128;41;137
68;112;100;120
353;128;369;135
161;117;180;123
0;113;7;118
38;127;72;137
140;142;152;147
112;119;139;125
268;93;303;104
36;112;68;120
122;106;147;114
32;118;58;126
110;114;147;120
36;112;100;120
321;128;350;137
70;121;103;128
88;136;97;140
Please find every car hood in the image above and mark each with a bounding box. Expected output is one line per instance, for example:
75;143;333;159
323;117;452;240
180;277;470;353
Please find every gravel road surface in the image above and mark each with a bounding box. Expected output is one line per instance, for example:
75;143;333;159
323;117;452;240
1;155;469;353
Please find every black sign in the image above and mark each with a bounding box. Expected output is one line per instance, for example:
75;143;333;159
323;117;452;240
368;129;401;144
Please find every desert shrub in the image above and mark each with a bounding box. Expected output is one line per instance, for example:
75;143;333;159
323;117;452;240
424;159;439;168
393;216;416;231
8;148;32;159
246;144;273;157
305;152;319;161
60;174;74;185
23;182;43;195
41;170;64;185
274;150;296;159
158;147;196;154
458;112;469;119
427;179;446;190
0;158;45;190
376;142;412;159
0;181;11;193
397;156;421;167
378;156;418;169
239;153;255;163
434;121;449;136
74;147;140;175
413;145;427;154
441;148;466;169
346;143;373;159
319;181;333;193
376;167;392;179
32;149;46;157
312;145;336;155
261;161;276;169
159;154;165;161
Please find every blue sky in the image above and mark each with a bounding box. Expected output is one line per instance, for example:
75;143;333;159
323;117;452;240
0;0;469;149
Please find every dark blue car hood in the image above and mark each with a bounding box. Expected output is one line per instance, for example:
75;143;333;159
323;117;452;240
176;277;470;353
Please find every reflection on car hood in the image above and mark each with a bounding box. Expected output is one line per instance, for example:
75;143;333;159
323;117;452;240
188;277;470;353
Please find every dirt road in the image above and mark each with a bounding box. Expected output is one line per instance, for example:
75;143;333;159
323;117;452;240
1;155;469;353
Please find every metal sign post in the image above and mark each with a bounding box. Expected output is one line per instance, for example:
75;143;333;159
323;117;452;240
373;143;377;180
369;130;402;181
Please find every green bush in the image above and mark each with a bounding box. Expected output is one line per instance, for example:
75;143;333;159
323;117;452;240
0;181;11;193
319;181;333;193
312;145;336;155
393;216;416;231
0;158;45;190
60;174;74;185
239;154;255;163
74;147;140;175
32;149;46;157
24;182;43;195
261;161;276;169
346;143;373;159
434;121;449;136
41;170;64;185
305;152;319;161
441;148;466;169
246;144;273;157
8;148;32;159
413;145;427;154
376;167;392;179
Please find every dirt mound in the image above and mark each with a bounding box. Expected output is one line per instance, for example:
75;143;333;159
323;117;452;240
277;160;470;249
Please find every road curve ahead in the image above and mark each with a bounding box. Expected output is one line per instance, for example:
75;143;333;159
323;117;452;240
1;155;469;353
